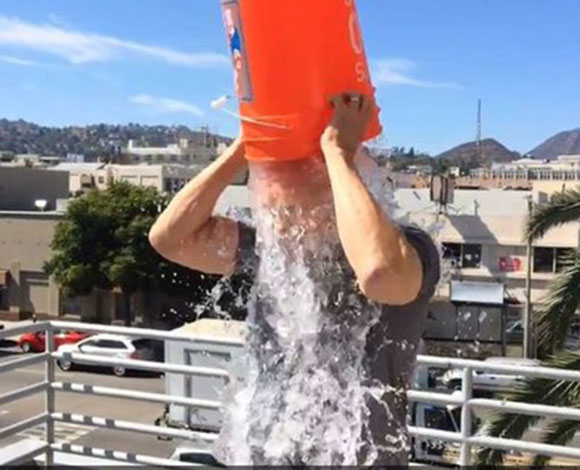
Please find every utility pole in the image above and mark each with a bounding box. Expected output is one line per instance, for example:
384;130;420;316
476;99;483;162
524;195;534;358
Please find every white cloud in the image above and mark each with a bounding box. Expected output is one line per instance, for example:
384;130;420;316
0;55;39;67
372;59;459;88
130;94;205;117
0;16;229;68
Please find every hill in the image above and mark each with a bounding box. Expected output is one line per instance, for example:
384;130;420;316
0;119;231;161
528;128;580;160
436;138;520;168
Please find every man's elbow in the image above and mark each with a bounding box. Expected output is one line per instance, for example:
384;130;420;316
148;224;173;259
359;265;422;306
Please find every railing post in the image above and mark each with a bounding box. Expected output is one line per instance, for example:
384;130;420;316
45;323;55;467
459;366;473;467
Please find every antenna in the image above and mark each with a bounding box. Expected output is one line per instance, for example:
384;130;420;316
476;98;482;161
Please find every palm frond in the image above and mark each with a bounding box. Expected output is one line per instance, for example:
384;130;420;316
476;412;539;467
535;251;580;356
525;188;580;243
532;419;580;467
476;351;580;467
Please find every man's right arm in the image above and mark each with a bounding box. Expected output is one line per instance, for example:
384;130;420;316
149;138;247;276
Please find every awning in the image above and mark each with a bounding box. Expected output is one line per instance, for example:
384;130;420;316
0;270;8;286
450;281;504;306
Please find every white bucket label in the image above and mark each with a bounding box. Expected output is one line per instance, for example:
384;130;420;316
222;0;253;102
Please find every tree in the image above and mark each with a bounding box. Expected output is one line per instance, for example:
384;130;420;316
45;182;232;326
477;188;580;467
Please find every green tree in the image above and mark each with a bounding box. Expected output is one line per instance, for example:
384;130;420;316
477;188;580;467
45;182;222;326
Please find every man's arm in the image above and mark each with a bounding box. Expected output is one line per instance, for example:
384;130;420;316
321;93;423;306
149;138;246;275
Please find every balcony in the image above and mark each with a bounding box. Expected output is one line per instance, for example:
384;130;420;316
1;321;580;467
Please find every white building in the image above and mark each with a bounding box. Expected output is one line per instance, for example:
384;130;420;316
124;137;228;166
472;155;580;182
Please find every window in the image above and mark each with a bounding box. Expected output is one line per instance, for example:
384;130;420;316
442;243;461;264
96;340;127;349
533;247;554;273
556;248;576;272
164;179;173;193
97;176;105;184
534;247;576;273
132;339;155;350
462;244;482;268
424;407;458;431
442;243;482;269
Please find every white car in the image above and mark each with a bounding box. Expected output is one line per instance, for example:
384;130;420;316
440;357;539;393
170;446;224;467
57;334;156;377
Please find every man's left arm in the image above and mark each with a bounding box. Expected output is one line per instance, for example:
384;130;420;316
322;93;423;306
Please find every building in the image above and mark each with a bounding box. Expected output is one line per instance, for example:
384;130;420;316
124;136;228;166
461;155;580;190
49;163;208;195
47;162;105;194
216;184;580;355
0;166;69;211
395;188;579;353
0;211;62;319
0;209;151;323
0;153;62;167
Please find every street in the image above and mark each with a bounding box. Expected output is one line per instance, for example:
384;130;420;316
0;348;176;460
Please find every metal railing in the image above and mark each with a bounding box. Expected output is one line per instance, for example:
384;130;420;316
1;321;580;466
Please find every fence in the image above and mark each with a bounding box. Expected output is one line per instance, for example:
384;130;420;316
1;321;580;467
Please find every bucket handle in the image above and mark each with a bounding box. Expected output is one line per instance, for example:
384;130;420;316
211;95;291;130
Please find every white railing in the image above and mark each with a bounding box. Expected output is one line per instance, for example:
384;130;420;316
1;321;580;467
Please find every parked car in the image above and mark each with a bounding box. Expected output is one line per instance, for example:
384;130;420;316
169;446;224;467
18;329;89;353
439;357;540;393
57;334;157;377
505;320;524;344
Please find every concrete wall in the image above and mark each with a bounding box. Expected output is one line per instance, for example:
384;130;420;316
0;212;62;317
0;167;69;211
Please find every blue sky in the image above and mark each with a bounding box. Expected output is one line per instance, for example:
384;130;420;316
0;0;578;155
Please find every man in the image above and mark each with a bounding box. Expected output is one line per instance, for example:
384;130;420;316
149;92;440;465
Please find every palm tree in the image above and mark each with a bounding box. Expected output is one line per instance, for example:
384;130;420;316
477;188;580;467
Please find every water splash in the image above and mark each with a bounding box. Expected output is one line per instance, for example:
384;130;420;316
213;152;440;465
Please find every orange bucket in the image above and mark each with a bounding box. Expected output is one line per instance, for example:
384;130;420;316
221;0;382;161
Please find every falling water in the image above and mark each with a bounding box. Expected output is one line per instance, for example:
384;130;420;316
211;152;442;465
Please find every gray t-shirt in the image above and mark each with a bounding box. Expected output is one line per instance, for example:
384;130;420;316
228;222;440;465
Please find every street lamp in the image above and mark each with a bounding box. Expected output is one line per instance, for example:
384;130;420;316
34;200;48;212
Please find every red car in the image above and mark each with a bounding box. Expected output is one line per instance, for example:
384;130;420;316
18;330;89;353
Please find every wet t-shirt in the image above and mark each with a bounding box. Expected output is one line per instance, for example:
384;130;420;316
221;222;440;466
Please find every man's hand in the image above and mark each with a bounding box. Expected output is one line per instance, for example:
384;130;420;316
321;92;423;306
320;92;374;158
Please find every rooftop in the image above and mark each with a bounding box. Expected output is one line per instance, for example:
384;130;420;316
394;188;531;217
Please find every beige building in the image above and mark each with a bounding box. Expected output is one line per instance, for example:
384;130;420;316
49;163;206;195
0;211;62;319
395;188;579;350
0;210;181;324
217;185;579;352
